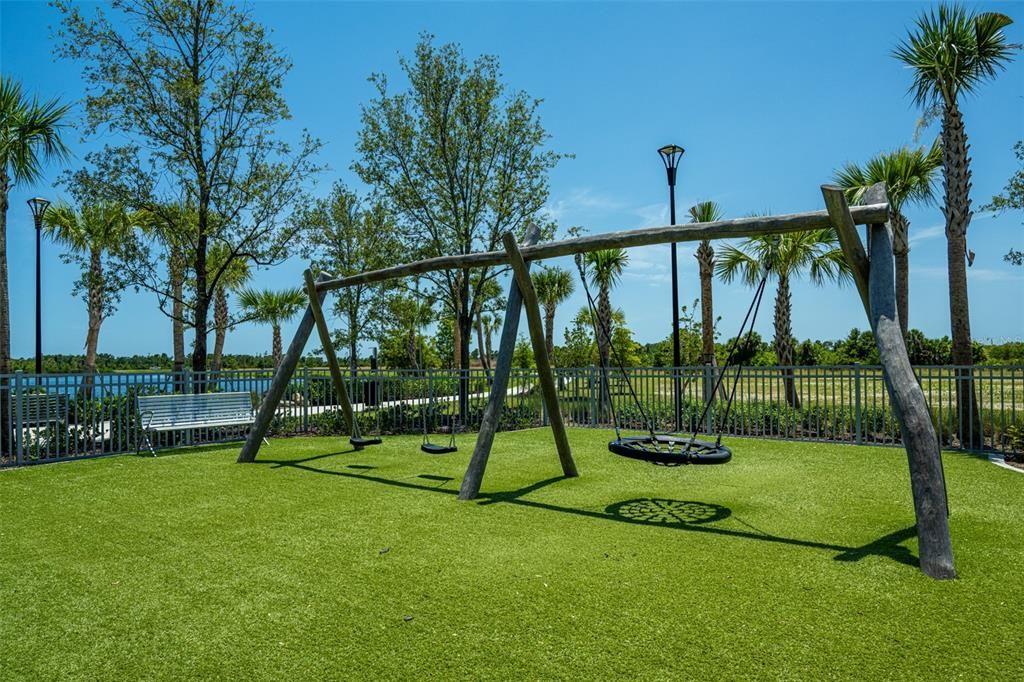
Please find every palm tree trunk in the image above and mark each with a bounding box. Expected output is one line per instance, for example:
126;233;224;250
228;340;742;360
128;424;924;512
82;249;104;399
892;212;911;339
272;325;283;370
0;173;12;456
597;287;612;419
773;274;800;409
543;305;556;358
696;240;718;403
211;286;228;375
943;104;981;448
696;240;716;364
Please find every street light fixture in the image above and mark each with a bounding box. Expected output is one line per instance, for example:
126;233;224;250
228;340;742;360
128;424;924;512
657;144;685;432
27;197;50;375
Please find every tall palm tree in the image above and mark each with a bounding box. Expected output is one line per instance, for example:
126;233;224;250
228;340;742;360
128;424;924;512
689;201;725;365
43;202;141;379
238;287;306;369
717;230;850;408
207;243;251;374
584;248;629;414
894;4;1018;446
834;142;942;339
533;266;576;357
0;76;70;375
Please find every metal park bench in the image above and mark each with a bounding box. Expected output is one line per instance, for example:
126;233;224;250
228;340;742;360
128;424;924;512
19;393;69;428
136;392;261;456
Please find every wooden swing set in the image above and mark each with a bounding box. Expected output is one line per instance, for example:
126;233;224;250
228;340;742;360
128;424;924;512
236;182;956;580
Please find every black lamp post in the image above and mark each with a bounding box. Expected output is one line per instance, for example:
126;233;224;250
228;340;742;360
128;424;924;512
657;144;685;432
28;197;50;374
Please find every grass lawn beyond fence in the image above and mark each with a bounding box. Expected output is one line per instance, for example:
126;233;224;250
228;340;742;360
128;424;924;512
1;429;1020;680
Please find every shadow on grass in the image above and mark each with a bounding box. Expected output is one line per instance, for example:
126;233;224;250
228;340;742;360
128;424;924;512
258;451;919;570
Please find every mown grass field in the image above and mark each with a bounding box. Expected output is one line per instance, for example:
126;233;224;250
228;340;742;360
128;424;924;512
1;429;1021;680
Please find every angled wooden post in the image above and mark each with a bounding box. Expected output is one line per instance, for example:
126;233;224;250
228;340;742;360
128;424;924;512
824;182;955;579
821;185;871;318
303;269;361;447
862;183;955;579
458;225;542;500
237;271;331;463
502;231;577;478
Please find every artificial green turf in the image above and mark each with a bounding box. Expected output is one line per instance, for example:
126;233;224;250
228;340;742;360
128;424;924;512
1;429;1021;680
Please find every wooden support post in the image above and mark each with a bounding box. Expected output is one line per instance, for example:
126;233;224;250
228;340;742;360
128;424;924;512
237;272;331;463
502;231;578;478
821;185;871;318
303;269;361;445
458;225;541;500
860;183;955;580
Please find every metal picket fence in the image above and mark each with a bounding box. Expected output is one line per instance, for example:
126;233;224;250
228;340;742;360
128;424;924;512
1;364;1021;467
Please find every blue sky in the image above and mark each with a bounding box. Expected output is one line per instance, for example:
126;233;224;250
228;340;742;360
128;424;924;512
1;0;1022;361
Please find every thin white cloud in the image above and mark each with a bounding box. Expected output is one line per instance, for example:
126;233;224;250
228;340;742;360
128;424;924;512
910;265;1024;282
541;187;625;222
908;223;944;245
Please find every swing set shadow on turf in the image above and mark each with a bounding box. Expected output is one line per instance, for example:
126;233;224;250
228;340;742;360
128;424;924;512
258;449;919;570
237;183;954;579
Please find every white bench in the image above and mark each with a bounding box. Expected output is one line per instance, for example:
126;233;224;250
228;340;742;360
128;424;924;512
137;392;261;456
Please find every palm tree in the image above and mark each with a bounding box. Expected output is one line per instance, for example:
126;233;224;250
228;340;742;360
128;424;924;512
43;203;141;380
894;4;1018;446
717;230;850;408
689;201;725;365
533;266;576;357
834;142;942;339
0;76;70;375
207;243;251;374
584;248;629;414
238;287;306;369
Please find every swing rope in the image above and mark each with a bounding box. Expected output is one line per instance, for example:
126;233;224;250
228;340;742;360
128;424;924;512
574;249;772;463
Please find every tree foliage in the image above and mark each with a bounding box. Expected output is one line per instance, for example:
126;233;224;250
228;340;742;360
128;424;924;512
56;0;323;380
298;182;402;370
354;35;564;410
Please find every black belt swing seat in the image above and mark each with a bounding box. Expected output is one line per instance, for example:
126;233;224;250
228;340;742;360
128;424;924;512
420;372;458;455
575;254;772;467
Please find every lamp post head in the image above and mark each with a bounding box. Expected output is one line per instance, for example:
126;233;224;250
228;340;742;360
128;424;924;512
657;144;685;187
27;197;51;227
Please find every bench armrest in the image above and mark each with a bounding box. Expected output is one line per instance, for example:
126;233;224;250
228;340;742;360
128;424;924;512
139;409;155;431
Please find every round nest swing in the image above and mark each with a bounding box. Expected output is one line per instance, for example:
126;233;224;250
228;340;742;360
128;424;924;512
608;435;732;466
574;255;772;469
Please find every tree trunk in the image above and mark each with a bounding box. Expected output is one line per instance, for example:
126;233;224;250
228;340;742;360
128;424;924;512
458;274;472;424
773;274;800;409
82;248;104;399
0;171;10;375
192;235;209;392
211;286;228;375
597;286;612;419
942;104;981;448
272;325;283;370
170;244;186;393
891;212;910;339
349;336;358;377
476;313;489;370
0;173;12;456
696;240;716;363
696;239;718;403
543;304;556;358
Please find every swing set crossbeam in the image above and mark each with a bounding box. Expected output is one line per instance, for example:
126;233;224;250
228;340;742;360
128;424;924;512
314;204;890;292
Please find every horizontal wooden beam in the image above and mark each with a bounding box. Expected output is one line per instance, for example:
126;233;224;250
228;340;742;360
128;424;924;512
316;203;890;292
